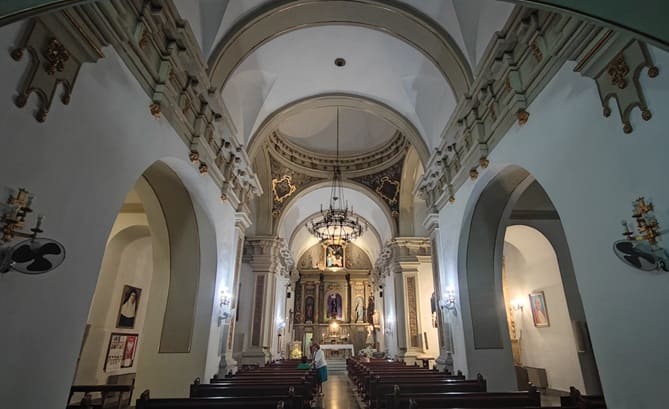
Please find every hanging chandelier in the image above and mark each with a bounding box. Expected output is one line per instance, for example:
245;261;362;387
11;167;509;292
307;108;366;245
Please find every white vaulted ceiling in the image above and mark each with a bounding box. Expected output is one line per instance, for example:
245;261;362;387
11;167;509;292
278;107;396;156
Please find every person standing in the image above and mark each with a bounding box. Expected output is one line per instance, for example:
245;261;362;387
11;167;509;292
311;342;328;395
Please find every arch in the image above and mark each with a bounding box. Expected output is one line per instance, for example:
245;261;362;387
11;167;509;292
398;146;425;236
247;93;431;167
208;0;473;100
458;164;600;393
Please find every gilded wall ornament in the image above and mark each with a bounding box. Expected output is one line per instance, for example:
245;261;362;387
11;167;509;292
272;175;297;203
375;176;400;205
516;109;530;126
44;38;69;75
150;103;161;118
607;53;630;89
531;42;543;62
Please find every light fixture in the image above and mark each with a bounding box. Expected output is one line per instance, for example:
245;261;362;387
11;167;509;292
511;299;524;312
217;287;231;326
440;288;457;312
307;108;366;245
0;188;65;274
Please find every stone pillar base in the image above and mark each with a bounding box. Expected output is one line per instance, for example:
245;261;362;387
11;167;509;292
435;350;454;373
396;350;420;366
217;352;238;377
239;349;269;367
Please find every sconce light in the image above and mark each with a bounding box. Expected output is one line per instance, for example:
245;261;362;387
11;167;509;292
440;288;457;312
0;188;65;274
613;196;669;271
511;299;524;312
217;287;232;326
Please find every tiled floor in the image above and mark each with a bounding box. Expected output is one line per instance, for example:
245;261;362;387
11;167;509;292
312;372;360;409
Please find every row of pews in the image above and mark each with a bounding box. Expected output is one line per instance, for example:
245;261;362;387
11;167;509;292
136;359;315;409
347;358;606;409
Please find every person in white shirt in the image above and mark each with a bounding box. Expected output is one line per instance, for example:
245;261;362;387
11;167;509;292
311;341;328;394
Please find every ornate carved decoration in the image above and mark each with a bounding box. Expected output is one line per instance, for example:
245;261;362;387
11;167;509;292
199;163;208;175
352;161;403;215
469;168;479;180
189;151;200;164
10;16;103;122
516;109;530;126
149;103;161;118
268;131;408;177
406;276;419;348
272;175;297;203
607;53;630;89
269;156;322;217
417;9;595;212
530;41;543;62
575;39;658;134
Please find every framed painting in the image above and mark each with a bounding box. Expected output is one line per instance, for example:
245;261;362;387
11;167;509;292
324;244;344;268
529;291;550;327
104;333;139;371
117;285;141;329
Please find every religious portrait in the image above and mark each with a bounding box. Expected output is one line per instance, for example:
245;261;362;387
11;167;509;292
354;296;365;323
304;296;315;323
116;285;141;329
327;293;343;320
325;244;344;268
529;291;550;327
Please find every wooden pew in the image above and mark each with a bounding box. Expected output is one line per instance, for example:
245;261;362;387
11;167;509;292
191;378;312;402
67;384;134;409
367;375;486;409
560;386;606;409
387;384;541;409
136;390;297;409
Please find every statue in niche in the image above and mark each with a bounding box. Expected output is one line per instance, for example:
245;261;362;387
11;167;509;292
305;296;314;323
431;292;438;328
366;295;375;324
355;296;365;323
327;293;342;320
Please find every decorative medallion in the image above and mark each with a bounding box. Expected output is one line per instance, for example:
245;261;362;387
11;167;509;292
375;176;400;205
607;53;630;89
272;175;297;203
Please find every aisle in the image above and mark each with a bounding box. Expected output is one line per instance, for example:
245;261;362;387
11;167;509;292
313;373;360;409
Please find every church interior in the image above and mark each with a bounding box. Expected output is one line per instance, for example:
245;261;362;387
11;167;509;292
0;1;668;409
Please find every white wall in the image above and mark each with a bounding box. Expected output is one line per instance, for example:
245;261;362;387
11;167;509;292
439;47;669;408
382;274;399;358
504;226;584;392
0;20;236;408
416;261;440;363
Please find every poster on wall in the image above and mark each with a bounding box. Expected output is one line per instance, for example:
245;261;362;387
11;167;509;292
105;333;139;371
529;291;550;327
116;285;141;329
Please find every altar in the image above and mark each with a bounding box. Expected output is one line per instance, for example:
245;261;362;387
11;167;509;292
319;343;355;359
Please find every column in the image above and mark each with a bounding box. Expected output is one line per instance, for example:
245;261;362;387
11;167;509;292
424;213;454;373
380;238;432;366
346;273;352;323
239;236;282;366
217;212;251;376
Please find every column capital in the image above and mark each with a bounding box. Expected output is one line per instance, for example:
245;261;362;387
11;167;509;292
234;211;252;232
423;213;440;236
375;237;432;277
243;236;294;277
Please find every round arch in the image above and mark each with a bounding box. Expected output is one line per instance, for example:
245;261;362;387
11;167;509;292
457;164;600;393
247;93;431;167
208;0;473;100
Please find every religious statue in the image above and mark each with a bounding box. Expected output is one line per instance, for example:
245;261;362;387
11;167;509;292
327;293;342;319
366;295;375;324
305;296;314;322
355;297;364;322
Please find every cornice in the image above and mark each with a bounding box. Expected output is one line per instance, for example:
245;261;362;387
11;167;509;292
10;2;263;211
417;8;602;211
268;130;408;179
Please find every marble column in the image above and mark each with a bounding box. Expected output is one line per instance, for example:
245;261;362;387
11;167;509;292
378;238;432;366
238;236;283;366
424;213;454;373
217;212;251;376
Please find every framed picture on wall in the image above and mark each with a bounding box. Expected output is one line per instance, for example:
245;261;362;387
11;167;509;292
104;333;139;371
116;285;141;329
324;244;344;268
529;291;550;327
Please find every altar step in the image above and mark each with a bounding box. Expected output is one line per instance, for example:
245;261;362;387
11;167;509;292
327;359;347;373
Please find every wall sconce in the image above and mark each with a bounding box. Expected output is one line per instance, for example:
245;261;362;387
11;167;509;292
613;196;669;271
217;287;232;326
0;188;65;274
440;288;457;312
511;299;524;312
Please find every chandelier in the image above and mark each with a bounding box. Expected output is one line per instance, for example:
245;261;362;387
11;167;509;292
307;108;366;244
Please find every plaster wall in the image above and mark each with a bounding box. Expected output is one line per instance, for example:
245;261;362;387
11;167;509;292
438;48;669;408
0;21;233;408
382;274;399;358
503;226;584;392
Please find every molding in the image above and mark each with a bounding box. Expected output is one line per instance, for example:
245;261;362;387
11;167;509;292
417;9;599;210
10;13;104;122
247;93;430;167
13;2;262;209
207;0;472;101
573;36;659;133
375;237;431;277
